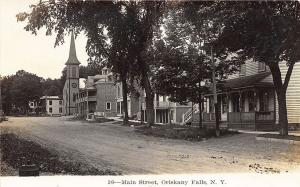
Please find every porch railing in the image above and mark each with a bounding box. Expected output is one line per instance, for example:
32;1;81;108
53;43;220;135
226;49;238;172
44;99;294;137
203;111;274;123
255;111;274;121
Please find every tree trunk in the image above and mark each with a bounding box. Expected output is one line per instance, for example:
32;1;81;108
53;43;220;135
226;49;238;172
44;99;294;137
198;92;203;128
121;77;129;125
140;68;154;126
269;63;291;136
277;92;288;136
144;77;155;126
214;103;220;137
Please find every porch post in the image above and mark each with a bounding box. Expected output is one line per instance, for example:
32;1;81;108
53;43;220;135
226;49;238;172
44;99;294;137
154;109;157;124
254;88;257;130
227;93;229;126
86;90;89;116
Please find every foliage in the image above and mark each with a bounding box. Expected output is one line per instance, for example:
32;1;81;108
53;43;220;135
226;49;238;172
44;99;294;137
8;70;43;113
17;0;165;125
210;1;300;135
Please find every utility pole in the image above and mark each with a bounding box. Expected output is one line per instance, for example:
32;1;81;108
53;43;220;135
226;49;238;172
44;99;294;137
0;77;3;120
211;46;220;137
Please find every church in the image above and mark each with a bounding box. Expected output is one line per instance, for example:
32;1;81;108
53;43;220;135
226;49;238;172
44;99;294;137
63;31;80;115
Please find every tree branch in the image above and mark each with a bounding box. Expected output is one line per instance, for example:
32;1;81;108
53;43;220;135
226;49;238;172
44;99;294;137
283;61;295;90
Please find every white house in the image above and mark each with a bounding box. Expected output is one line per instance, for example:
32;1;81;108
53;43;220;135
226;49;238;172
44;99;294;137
39;96;63;116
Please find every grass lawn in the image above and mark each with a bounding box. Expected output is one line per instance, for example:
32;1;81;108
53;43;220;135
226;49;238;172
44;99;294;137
0;133;121;176
134;124;238;141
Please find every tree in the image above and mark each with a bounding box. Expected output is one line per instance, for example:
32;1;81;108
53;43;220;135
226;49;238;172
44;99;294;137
153;5;237;130
180;2;239;135
17;1;164;125
41;78;62;96
1;75;14;115
9;70;43;114
200;1;300;135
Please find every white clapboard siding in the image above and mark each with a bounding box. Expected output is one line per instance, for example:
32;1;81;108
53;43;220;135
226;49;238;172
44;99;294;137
275;62;300;124
227;60;258;80
246;60;258;76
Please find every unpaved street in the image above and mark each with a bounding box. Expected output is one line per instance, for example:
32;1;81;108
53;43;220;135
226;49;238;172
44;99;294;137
1;117;300;175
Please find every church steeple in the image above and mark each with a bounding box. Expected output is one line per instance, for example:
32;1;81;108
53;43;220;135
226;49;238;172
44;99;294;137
65;31;80;65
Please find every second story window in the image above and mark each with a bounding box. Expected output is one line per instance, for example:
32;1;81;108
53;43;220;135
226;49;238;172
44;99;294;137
49;100;52;105
258;62;266;72
59;100;62;105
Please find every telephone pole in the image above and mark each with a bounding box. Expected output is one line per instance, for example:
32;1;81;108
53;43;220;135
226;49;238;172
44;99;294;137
211;46;220;137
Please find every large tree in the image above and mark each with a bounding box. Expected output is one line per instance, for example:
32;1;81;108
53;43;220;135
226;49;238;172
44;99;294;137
17;0;164;125
153;5;237;129
182;1;300;135
9;70;43;114
204;1;299;135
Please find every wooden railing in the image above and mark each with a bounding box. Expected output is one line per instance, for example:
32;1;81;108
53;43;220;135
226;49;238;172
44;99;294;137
255;111;274;121
203;113;216;121
203;111;274;122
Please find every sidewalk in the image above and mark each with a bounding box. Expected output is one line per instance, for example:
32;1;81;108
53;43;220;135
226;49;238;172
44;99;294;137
231;129;300;136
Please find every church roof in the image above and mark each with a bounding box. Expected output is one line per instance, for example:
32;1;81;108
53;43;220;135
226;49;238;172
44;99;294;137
65;31;80;65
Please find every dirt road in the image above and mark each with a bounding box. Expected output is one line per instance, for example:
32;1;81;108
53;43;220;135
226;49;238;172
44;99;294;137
1;117;299;174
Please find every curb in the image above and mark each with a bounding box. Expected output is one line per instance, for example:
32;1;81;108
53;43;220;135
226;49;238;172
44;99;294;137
255;136;300;146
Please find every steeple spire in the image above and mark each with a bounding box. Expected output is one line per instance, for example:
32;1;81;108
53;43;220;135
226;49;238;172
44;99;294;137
65;30;80;65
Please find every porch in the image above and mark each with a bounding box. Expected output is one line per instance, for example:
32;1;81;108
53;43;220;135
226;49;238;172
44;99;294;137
203;111;276;131
193;72;277;130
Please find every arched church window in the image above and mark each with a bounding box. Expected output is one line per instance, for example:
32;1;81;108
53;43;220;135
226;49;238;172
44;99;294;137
72;67;76;78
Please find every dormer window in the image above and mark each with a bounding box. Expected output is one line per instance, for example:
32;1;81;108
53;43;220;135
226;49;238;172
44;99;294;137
258;62;266;72
103;69;108;75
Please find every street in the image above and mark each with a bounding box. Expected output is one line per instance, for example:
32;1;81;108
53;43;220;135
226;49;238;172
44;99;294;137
1;117;300;175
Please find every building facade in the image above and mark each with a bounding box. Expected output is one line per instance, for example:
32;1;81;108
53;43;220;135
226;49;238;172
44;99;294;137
115;83;140;119
139;93;192;124
63;31;80;115
38;96;63;116
184;60;300;130
75;68;117;117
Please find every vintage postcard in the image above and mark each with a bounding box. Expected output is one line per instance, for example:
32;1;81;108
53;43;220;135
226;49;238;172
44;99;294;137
0;1;299;187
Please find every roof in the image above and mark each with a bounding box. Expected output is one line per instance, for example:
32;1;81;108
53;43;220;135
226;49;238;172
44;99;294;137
40;96;62;100
220;72;273;90
65;31;80;65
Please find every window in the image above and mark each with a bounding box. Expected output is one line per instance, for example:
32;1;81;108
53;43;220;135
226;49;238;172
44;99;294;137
248;91;256;112
258;62;266;72
106;102;111;110
49;107;52;113
232;93;240;112
259;91;269;111
30;103;34;106
103;69;108;75
222;95;227;113
72;67;77;77
59;107;62;113
209;96;214;113
49;100;52;105
73;93;76;102
163;96;166;102
117;86;121;98
59;100;62;105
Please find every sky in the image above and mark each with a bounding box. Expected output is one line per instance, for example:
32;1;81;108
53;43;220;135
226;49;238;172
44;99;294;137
0;0;89;79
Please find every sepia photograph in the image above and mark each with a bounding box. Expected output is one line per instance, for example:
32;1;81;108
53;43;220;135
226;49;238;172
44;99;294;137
0;0;299;187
